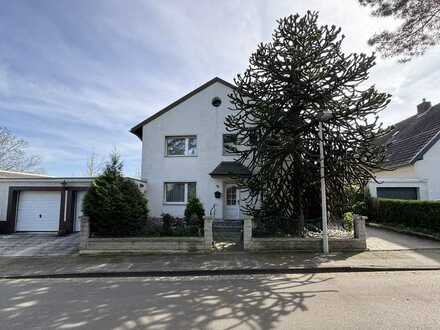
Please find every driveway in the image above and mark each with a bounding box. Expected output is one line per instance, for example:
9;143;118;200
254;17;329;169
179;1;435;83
367;226;440;251
0;233;79;256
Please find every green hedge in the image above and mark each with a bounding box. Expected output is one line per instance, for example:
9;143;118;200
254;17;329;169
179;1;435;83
369;198;440;234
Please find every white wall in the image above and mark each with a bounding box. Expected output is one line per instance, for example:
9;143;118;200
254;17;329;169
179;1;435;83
141;81;241;218
415;138;440;200
374;165;416;178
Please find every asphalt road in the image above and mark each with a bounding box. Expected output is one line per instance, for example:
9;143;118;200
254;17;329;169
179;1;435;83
1;271;439;330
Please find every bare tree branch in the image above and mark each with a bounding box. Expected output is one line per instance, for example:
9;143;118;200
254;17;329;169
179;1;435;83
83;151;103;177
0;127;43;173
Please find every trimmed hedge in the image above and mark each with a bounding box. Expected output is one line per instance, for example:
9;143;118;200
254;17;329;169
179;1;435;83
369;198;440;235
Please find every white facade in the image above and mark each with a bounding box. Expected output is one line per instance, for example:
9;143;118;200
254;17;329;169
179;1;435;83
140;80;244;219
368;139;440;200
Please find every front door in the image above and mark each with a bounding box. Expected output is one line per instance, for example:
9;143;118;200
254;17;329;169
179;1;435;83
224;184;240;220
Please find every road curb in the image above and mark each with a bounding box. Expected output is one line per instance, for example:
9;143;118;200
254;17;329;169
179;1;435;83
2;266;440;279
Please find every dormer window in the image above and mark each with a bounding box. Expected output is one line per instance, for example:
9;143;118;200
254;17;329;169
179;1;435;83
165;136;197;156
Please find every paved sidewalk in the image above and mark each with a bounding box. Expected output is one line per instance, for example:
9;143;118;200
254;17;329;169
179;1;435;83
1;248;440;278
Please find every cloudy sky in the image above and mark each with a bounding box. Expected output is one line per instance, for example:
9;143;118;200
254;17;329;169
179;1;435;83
1;0;439;176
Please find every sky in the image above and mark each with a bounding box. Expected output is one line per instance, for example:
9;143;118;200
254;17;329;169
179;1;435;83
1;0;439;176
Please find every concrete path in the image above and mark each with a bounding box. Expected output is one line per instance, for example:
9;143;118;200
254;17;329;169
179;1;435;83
0;233;79;256
366;226;440;251
1;271;439;329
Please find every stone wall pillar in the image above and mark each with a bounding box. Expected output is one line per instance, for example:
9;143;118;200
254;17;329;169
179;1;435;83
243;216;252;250
353;214;367;249
80;216;90;249
204;216;213;250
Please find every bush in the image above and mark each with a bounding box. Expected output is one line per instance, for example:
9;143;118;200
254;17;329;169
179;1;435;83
343;212;353;231
161;213;174;236
159;213;200;237
252;199;299;237
144;221;162;237
368;198;440;235
352;201;367;216
83;153;149;236
184;197;205;227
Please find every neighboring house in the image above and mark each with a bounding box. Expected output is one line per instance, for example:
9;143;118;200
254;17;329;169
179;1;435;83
368;99;440;200
0;173;146;234
131;77;250;220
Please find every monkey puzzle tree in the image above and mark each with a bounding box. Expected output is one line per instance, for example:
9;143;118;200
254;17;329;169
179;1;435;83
225;11;391;236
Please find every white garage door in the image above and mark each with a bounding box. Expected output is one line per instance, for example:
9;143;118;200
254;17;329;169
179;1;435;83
74;191;87;232
16;191;61;232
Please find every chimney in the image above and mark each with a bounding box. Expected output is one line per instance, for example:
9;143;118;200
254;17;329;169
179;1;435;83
417;98;431;114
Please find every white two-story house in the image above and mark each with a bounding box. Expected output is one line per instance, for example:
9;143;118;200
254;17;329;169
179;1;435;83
130;77;250;220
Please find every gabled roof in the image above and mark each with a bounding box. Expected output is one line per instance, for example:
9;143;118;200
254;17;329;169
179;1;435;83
130;77;236;140
209;161;251;177
379;103;440;168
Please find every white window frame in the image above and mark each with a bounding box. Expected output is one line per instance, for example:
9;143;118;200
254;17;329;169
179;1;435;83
163;182;197;204
165;135;197;157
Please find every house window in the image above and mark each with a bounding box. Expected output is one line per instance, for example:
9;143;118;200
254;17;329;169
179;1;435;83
164;182;196;203
166;136;197;156
223;134;238;155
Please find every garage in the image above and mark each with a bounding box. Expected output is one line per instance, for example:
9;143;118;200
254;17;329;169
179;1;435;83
16;191;61;232
377;187;419;200
0;176;144;235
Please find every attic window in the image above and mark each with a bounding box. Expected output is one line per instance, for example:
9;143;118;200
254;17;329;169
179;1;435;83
212;97;222;107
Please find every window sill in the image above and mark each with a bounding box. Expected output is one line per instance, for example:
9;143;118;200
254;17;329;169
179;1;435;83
164;155;198;158
163;202;187;206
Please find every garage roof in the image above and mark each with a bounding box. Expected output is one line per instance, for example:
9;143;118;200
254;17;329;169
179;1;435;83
0;170;51;178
